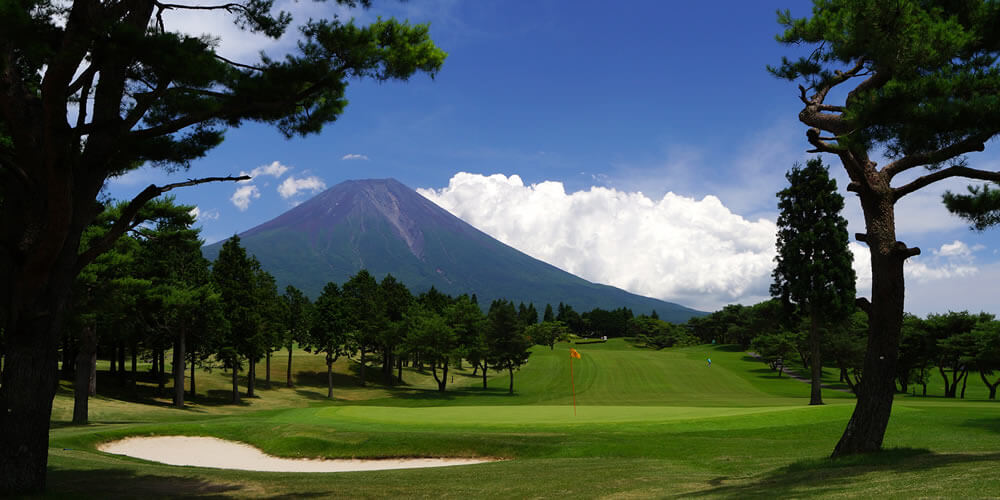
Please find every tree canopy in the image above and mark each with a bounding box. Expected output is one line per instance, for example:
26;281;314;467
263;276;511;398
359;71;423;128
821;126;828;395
0;0;444;492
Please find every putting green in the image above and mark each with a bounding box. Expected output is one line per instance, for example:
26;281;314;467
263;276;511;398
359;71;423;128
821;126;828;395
284;403;847;428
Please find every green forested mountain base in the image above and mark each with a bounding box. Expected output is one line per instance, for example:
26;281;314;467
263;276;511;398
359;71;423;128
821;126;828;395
46;340;1000;498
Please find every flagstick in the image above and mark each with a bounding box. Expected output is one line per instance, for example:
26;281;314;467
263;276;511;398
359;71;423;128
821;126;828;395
571;357;577;416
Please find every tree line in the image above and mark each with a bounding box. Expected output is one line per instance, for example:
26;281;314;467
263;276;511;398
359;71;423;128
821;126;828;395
683;300;1000;401
2;198;608;425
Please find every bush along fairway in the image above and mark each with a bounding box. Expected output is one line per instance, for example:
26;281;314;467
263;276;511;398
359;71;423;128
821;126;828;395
46;340;1000;498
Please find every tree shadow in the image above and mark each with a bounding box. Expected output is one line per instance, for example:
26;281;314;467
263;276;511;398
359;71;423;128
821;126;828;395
47;467;242;498
961;416;1000;435
680;449;1000;498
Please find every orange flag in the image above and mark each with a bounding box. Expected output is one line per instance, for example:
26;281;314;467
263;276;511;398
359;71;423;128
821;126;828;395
569;348;581;415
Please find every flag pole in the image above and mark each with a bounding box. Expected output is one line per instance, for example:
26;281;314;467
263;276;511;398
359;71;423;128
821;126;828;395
571;356;577;416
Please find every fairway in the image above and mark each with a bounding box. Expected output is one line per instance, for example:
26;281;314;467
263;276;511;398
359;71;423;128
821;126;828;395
43;340;1000;498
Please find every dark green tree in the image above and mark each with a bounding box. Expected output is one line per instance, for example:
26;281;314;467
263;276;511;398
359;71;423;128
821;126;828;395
379;274;412;384
772;158;856;405
403;304;458;392
281;286;312;388
486;299;532;394
0;0;445;490
211;236;258;404
526;321;570;350
772;0;1000;456
543;304;555;323
342;270;384;386
306;282;351;399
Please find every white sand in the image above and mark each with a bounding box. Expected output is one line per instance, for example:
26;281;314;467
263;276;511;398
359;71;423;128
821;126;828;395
99;436;495;473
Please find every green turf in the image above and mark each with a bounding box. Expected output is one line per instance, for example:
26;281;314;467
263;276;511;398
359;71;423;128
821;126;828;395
42;339;1000;498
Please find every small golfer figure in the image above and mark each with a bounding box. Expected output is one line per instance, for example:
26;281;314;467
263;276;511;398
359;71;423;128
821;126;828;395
707;357;712;367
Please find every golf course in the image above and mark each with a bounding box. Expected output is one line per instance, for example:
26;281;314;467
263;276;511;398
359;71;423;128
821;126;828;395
44;339;1000;498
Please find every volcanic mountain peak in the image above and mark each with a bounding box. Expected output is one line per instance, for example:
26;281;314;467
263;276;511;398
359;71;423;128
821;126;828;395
204;178;704;322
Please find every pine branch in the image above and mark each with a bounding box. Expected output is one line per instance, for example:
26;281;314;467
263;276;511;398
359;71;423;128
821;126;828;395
75;175;248;272
894;166;1000;201
883;134;990;180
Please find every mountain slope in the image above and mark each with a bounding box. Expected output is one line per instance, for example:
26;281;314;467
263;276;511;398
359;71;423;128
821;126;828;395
202;178;704;322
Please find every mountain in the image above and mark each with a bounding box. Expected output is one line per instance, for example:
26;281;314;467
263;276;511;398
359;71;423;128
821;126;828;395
202;178;705;322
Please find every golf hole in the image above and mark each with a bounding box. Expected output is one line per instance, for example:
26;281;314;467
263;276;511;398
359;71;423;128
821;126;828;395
99;436;498;472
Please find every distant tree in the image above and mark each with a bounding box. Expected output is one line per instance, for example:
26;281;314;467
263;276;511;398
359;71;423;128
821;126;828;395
543;304;555;323
751;332;797;378
307;282;352;399
772;157;856;405
526;321;570;350
252;267;283;392
628;317;696;349
281;286;312;388
403;305;459;392
211;236;259;403
897;314;933;395
924;311;991;398
135;198;222;408
379;274;413;384
487;300;532;394
343;270;385;386
971;320;1000;399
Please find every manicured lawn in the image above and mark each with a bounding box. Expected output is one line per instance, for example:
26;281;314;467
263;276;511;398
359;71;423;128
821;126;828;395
43;340;1000;498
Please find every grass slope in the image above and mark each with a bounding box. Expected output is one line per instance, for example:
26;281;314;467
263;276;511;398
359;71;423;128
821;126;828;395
44;340;1000;498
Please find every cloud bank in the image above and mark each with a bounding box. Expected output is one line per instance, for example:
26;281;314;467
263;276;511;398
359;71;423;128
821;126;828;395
419;173;984;313
418;173;779;311
341;154;370;161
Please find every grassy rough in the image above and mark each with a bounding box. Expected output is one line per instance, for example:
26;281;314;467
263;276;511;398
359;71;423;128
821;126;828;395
44;340;1000;498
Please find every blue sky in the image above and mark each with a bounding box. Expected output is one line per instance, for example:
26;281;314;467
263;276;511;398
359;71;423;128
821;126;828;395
105;0;1000;315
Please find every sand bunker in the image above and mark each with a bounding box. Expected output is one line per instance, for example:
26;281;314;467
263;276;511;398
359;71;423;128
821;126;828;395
99;436;495;472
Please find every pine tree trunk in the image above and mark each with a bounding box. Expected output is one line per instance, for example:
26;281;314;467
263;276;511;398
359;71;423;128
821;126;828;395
247;359;255;398
265;350;271;389
73;324;97;424
286;343;294;388
508;366;515;394
0;318;61;494
327;360;334;399
359;347;366;386
130;341;138;396
117;341;126;385
482;361;488;389
980;370;998;400
173;331;185;409
832;194;905;457
809;313;823;405
397;357;403;383
189;348;196;399
61;335;75;380
157;349;166;395
231;357;240;404
960;369;968;399
438;360;449;392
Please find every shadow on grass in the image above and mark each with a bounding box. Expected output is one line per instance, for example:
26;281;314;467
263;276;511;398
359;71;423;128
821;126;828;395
681;448;1000;498
961;416;1000;434
47;467;242;498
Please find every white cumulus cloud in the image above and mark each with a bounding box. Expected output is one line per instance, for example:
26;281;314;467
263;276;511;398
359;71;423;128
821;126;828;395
278;175;327;199
342;154;370;161
188;206;220;221
240;160;290;182
850;239;980;300
418;173;779;311
230;185;260;211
